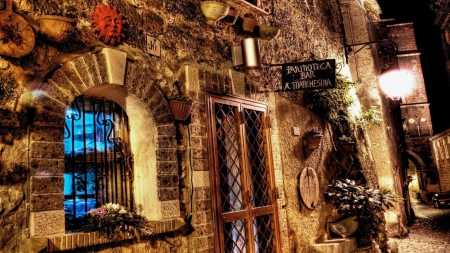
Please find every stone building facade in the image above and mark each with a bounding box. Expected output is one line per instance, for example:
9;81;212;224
0;0;410;252
430;129;450;192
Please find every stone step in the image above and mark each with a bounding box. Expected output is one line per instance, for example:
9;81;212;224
311;237;357;253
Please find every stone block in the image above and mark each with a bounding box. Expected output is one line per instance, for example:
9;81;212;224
60;62;86;93
69;57;93;90
158;187;179;200
157;161;178;174
99;48;127;85
157;135;177;148
157;174;178;187
192;159;209;171
33;109;65;126
31;176;64;194
31;125;64;142
195;187;211;200
154;114;174;125
196;199;212;212
30;210;65;237
194;223;213;237
190;124;206;136
191;147;207;159
31;193;64;211
83;54;102;85
31;141;64;159
160;200;180;219
193;171;210;187
156;148;177;161
30;158;64;176
195;211;212;224
157;125;176;135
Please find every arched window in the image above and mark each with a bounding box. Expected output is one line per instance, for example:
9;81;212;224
64;96;133;231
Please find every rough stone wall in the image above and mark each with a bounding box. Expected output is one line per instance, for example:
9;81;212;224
430;129;450;191
0;0;394;253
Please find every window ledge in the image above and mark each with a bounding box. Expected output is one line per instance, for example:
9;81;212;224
37;219;184;252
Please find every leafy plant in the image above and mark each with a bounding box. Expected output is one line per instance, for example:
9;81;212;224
339;135;353;143
304;74;359;132
355;108;382;129
325;179;402;251
81;203;151;241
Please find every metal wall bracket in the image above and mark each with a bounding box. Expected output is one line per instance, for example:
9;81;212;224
345;39;398;59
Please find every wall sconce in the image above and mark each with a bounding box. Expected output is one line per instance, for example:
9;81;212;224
241;38;262;69
231;38;262;70
200;1;230;27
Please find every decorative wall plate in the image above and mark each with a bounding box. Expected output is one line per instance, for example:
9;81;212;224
0;0;35;58
299;167;320;209
91;4;126;46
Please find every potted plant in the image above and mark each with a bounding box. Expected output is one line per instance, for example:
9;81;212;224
81;203;151;241
170;81;193;121
339;135;354;152
325;179;402;252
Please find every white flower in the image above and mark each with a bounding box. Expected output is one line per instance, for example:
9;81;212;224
119;208;127;214
112;203;120;210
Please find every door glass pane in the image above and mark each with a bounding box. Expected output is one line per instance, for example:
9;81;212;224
215;103;244;212
243;109;271;208
224;219;248;253
253;214;275;253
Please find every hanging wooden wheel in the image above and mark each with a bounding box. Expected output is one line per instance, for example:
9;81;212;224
299;167;320;209
0;0;35;58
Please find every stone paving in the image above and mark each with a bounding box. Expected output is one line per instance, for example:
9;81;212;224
389;199;450;253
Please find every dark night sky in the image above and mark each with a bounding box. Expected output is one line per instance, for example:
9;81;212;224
377;0;450;134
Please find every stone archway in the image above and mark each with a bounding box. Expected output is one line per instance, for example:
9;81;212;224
406;150;426;200
27;48;181;241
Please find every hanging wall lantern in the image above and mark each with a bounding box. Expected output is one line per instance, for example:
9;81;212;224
241;38;261;69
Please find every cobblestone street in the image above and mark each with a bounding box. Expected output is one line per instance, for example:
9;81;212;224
389;200;450;253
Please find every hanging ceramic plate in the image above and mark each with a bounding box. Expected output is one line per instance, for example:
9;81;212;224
0;0;35;58
299;167;320;209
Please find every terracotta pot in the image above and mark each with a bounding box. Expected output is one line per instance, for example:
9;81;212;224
170;100;193;121
242;15;258;34
341;142;355;153
39;15;76;43
223;8;239;25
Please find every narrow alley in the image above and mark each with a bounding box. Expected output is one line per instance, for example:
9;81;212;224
390;200;450;253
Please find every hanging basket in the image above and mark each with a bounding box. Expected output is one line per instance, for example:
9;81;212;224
170;100;193;121
341;142;355;153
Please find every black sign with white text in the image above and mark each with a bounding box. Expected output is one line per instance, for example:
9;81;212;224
278;59;336;91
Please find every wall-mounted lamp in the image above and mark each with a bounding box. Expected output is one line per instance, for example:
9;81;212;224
242;38;262;69
231;38;262;70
